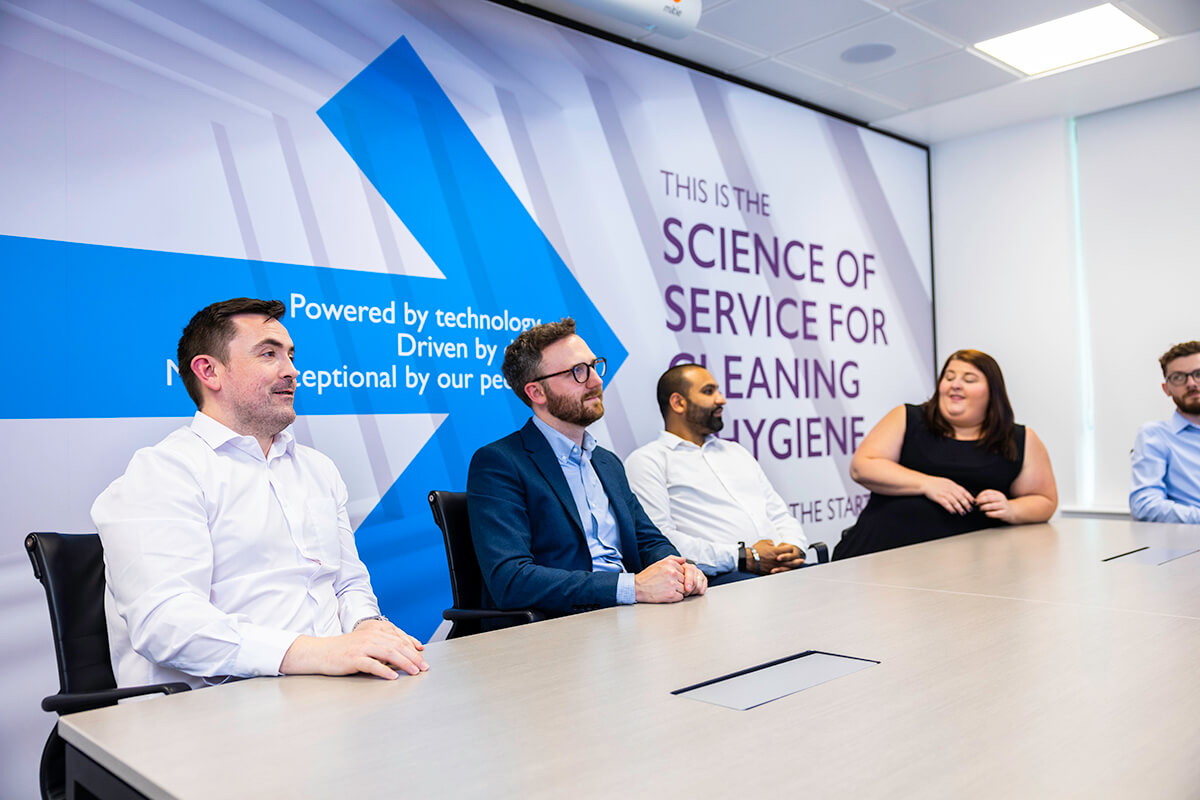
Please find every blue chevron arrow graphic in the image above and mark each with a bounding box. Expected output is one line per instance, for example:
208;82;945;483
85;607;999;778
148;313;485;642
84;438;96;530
316;37;625;634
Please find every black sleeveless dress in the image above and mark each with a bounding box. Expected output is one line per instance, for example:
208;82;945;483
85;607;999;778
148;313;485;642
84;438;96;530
833;404;1026;560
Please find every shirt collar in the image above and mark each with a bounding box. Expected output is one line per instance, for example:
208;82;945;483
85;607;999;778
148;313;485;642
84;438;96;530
1170;410;1200;434
190;411;295;459
532;414;595;464
657;429;716;451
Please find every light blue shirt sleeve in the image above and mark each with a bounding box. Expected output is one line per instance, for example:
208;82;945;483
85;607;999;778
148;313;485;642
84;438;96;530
1130;415;1200;523
617;573;635;605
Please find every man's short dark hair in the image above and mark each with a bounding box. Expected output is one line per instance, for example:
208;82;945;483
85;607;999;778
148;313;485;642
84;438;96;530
501;318;577;407
1159;341;1200;375
656;363;702;421
177;298;286;408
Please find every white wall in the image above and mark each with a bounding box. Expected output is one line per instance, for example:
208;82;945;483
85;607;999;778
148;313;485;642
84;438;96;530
931;87;1200;514
1074;88;1200;508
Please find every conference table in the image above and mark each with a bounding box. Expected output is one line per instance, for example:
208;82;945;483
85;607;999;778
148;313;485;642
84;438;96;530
58;517;1200;798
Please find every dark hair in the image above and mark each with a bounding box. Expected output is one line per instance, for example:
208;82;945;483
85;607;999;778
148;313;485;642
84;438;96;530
501;318;577;407
177;298;286;408
922;349;1018;461
656;363;702;421
1159;341;1200;375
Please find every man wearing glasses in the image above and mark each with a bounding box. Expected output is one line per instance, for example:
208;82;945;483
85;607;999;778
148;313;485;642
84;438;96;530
467;318;706;620
1131;341;1200;522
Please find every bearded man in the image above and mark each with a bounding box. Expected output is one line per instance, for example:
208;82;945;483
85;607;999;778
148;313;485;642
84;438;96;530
466;319;705;619
626;364;808;584
1130;341;1200;523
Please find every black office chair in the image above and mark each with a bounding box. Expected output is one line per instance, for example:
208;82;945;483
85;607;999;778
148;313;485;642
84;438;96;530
427;491;543;638
25;532;191;800
808;541;830;563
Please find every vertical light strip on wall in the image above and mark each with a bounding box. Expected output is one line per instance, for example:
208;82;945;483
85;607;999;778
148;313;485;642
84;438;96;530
1068;116;1096;507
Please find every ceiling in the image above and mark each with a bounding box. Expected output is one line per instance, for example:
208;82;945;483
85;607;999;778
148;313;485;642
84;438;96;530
512;0;1200;144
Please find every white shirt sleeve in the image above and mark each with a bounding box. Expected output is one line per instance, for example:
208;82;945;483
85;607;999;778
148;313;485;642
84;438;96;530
328;469;384;630
753;459;808;550
93;446;299;680
626;445;738;575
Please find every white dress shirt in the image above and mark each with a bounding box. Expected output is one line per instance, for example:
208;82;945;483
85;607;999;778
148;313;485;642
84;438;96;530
626;431;807;575
91;412;380;689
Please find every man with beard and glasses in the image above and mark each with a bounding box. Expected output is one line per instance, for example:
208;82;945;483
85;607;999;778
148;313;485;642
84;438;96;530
626;364;808;584
93;298;428;689
467;319;706;620
1131;341;1200;523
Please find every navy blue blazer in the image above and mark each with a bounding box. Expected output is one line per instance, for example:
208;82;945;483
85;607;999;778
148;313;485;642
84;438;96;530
466;418;679;614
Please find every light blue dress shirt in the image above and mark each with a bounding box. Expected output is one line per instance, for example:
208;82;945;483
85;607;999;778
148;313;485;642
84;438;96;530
531;416;636;603
1130;411;1200;523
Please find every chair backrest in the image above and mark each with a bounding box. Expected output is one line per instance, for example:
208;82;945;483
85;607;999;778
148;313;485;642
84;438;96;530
427;491;486;611
25;532;116;697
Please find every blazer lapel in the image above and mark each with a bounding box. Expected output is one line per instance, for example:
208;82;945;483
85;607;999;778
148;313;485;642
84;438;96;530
519;419;585;534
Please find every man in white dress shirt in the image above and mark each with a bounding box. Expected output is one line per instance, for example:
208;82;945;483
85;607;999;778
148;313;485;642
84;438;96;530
626;363;807;584
92;298;428;689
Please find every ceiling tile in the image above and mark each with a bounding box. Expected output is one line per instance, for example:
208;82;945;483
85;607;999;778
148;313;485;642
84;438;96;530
730;58;843;100
874;29;1200;142
903;0;1101;43
812;87;909;123
778;14;959;81
640;29;766;72
698;0;885;54
857;49;1018;108
1120;0;1200;36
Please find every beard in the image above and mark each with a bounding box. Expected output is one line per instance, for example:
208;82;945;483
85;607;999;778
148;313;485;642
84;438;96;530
685;403;723;434
545;384;604;426
1172;389;1200;415
229;382;297;441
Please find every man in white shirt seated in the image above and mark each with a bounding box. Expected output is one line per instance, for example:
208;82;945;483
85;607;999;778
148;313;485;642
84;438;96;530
92;297;428;689
626;363;807;585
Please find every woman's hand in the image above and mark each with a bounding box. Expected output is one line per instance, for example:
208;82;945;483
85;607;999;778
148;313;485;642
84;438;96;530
976;489;1014;522
923;476;975;515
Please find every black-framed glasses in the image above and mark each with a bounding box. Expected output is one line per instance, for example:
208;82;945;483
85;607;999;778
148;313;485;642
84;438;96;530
1166;369;1200;386
530;357;606;384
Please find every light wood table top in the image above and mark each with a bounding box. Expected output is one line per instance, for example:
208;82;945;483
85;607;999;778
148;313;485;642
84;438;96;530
60;517;1200;799
814;516;1200;617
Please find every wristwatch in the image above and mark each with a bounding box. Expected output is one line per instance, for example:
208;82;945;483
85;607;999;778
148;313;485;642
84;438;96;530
352;614;389;631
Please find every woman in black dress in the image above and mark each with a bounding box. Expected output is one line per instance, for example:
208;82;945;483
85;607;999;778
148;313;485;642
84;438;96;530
833;350;1057;560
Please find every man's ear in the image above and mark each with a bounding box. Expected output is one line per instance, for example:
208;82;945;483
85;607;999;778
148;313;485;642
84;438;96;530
191;355;223;393
1162;382;1171;398
668;391;687;415
524;380;546;407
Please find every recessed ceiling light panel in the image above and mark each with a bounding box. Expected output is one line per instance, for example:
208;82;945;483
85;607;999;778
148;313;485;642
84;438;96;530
974;3;1158;76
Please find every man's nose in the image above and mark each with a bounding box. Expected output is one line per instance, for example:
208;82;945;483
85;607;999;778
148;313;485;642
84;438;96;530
715;392;726;405
282;357;299;379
